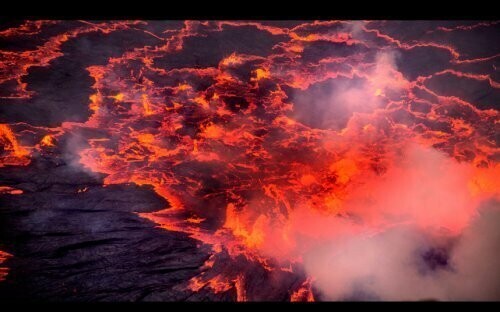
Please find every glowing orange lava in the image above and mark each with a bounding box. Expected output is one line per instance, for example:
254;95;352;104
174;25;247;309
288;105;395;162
0;124;30;167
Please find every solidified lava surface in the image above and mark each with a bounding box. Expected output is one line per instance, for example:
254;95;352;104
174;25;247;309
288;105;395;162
0;20;499;301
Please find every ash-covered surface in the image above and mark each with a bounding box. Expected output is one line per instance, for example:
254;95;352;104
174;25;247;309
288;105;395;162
0;20;499;301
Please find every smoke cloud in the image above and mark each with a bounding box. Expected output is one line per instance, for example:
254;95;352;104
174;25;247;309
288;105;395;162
247;142;500;300
257;50;498;299
303;198;500;301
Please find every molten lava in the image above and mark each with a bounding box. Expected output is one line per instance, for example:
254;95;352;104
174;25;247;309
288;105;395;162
0;124;30;167
0;20;499;301
0;251;11;282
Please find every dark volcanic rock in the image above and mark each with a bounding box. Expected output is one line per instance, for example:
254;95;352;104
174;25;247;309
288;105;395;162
0;156;210;301
153;25;288;70
0;28;163;127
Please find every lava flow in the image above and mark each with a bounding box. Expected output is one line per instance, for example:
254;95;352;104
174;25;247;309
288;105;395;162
0;20;499;301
